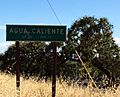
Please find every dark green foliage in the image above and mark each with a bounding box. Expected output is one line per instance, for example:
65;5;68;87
0;42;52;81
66;16;120;88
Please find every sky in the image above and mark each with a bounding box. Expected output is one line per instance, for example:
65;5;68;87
0;0;120;53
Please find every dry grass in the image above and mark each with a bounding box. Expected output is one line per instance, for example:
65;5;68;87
0;73;120;97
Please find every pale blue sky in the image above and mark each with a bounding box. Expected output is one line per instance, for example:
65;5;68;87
0;0;120;53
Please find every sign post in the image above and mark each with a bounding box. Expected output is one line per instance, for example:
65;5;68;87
6;24;66;97
16;41;20;97
52;42;57;97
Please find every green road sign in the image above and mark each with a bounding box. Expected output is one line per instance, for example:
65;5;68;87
6;25;66;41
